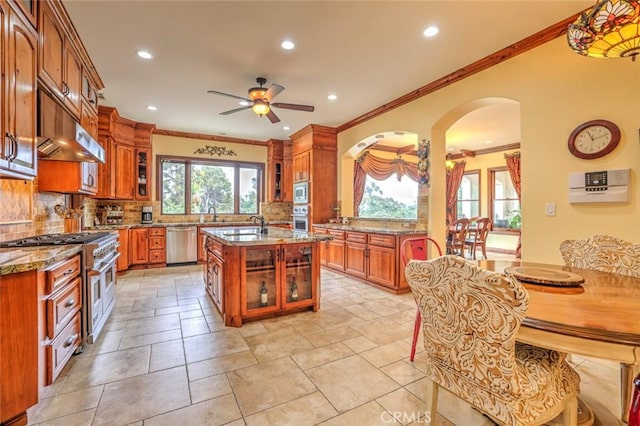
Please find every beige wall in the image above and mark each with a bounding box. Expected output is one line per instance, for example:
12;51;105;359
337;37;640;263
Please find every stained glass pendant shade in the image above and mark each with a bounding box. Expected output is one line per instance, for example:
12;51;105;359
567;0;640;60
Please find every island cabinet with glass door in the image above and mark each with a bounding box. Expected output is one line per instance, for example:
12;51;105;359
202;227;326;327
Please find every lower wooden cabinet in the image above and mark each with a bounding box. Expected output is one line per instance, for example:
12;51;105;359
117;229;129;272
129;227;165;268
204;236;319;327
315;227;427;294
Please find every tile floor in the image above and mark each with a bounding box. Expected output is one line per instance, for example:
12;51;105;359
28;264;624;425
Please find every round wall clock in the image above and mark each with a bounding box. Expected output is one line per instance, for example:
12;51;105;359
567;119;621;160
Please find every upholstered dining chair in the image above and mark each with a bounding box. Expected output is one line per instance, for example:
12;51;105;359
446;217;469;256
400;237;443;361
405;255;580;426
464;217;492;260
559;234;640;278
631;373;640;426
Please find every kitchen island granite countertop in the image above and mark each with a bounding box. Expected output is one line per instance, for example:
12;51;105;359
0;245;83;275
312;223;428;235
202;226;333;246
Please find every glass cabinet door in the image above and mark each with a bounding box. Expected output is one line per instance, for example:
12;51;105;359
244;247;279;312
283;244;313;304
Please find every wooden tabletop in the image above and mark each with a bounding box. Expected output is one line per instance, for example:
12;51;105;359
479;260;640;346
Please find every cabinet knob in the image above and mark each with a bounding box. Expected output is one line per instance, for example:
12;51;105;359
63;334;78;348
64;298;75;308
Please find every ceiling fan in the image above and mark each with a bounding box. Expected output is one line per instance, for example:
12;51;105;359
207;77;315;123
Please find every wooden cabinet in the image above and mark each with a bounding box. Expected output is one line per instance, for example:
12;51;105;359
344;231;367;278
366;234;396;288
129;227;165;267
42;254;82;385
38;1;81;116
0;2;37;180
204;236;319;327
293;151;310;182
80;100;98;139
135;148;151;200
115;143;134;199
81;70;99;113
37;159;98;194
117;229;129;272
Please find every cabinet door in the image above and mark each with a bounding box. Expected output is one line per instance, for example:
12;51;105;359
38;2;64;97
80;100;98;140
267;160;282;202
242;246;280;315
117;229;129;272
344;242;367;278
115;143;134;199
63;44;81;116
282;244;314;307
81;161;98;193
367;245;396;288
81;70;98;112
282;159;292;202
206;251;224;313
293;151;310;182
96;136;115;198
129;228;148;265
327;240;345;271
2;9;36;178
135;148;151;200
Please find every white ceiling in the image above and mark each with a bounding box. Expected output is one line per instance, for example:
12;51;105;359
63;1;591;152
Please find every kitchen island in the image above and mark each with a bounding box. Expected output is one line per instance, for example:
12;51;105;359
202;226;332;327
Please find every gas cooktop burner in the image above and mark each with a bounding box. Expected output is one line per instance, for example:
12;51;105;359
0;232;112;248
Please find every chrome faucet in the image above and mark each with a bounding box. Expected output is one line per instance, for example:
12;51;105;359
250;215;268;234
207;205;217;222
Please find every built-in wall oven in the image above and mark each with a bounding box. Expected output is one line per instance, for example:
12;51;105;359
293;181;308;204
292;205;309;232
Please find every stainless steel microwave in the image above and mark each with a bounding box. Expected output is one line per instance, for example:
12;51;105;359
293;181;308;204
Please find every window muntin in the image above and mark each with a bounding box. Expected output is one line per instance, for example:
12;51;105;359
490;168;520;229
358;174;417;219
159;156;262;215
455;171;480;220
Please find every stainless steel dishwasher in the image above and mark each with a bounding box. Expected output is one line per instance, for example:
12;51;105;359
166;226;198;264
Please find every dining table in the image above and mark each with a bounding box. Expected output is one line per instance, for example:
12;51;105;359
480;260;640;423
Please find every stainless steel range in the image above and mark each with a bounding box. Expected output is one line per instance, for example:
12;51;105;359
0;232;120;345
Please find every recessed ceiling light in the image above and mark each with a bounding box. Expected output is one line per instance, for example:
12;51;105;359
327;94;338;101
136;50;153;60
422;26;439;38
239;101;250;106
375;134;385;139
394;131;404;136
281;40;295;50
357;142;366;148
283;126;290;131
146;105;157;111
220;132;227;136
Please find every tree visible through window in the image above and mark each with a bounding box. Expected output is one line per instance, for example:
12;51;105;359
160;157;262;215
491;168;520;229
358;175;417;219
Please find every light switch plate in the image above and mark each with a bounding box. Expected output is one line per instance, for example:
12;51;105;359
545;203;556;216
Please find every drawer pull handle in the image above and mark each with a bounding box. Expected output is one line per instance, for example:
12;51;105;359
64;299;75;307
63;334;78;348
62;268;75;276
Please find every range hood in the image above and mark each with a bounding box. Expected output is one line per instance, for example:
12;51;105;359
37;89;105;163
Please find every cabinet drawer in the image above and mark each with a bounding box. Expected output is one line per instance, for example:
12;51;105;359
346;232;367;244
46;276;82;339
205;237;224;258
149;249;166;263
148;227;165;236
327;230;345;240
45;312;81;385
45;255;81;294
149;236;165;249
368;233;396;248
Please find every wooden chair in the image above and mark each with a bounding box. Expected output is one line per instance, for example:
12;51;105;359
464;217;492;259
400;237;443;362
405;255;580;426
631;373;640;426
447;218;469;256
560;234;640;278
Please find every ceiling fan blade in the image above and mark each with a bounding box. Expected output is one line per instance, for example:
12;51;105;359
219;105;252;115
271;102;315;112
266;109;281;123
207;89;251;102
264;84;284;101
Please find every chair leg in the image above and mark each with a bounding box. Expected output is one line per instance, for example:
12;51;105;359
424;379;439;426
562;396;578;426
410;308;421;361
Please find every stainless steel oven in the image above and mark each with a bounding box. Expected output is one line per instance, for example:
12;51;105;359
292;205;309;232
293;181;308;204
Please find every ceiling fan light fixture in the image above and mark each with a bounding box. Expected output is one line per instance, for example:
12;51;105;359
252;101;270;116
248;88;267;100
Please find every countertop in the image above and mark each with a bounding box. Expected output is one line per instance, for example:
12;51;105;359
86;221;291;230
0;245;83;275
312;223;428;235
202;226;333;246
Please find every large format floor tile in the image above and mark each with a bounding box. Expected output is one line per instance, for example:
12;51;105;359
27;264;625;425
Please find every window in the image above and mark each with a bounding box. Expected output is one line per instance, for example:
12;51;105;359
358;174;417;219
490;168;520;229
159;156;263;215
455;171;480;220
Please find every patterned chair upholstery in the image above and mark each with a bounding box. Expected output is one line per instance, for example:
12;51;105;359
559;234;640;278
405;255;580;426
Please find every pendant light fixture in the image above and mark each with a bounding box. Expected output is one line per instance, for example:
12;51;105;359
567;0;640;61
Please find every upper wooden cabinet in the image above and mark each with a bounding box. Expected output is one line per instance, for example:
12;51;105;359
267;139;290;202
0;1;37;180
38;1;82;116
38;159;98;195
81;70;98;113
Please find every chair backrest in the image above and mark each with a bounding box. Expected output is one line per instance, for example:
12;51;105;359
559;234;640;278
451;218;470;243
405;255;529;396
474;217;492;241
400;237;443;266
